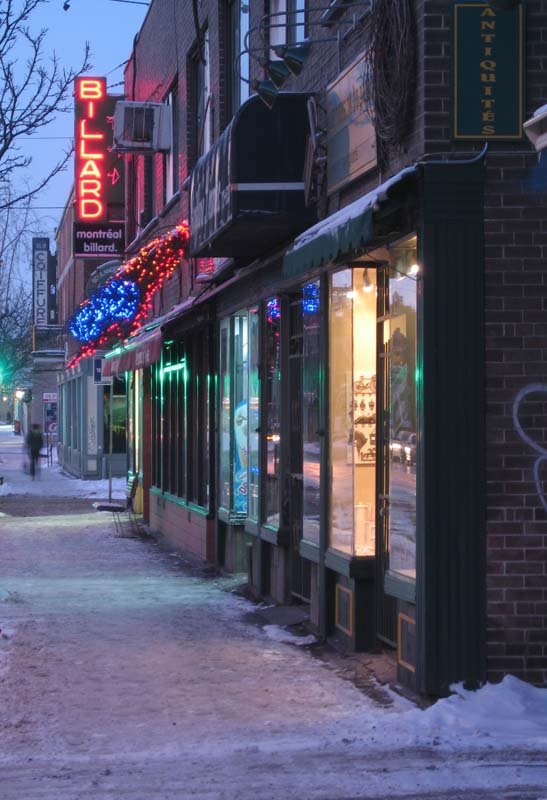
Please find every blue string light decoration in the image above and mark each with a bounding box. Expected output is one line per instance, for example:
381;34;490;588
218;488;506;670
69;279;140;343
302;282;320;315
266;297;281;323
67;224;190;368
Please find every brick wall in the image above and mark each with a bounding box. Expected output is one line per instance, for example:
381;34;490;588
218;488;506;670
420;0;547;685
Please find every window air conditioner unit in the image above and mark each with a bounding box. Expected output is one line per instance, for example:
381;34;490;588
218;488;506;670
113;101;172;152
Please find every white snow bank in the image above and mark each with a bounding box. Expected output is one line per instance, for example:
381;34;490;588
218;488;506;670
0;465;126;499
263;624;317;647
400;675;547;749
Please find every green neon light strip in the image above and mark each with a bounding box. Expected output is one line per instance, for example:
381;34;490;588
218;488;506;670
162;361;186;375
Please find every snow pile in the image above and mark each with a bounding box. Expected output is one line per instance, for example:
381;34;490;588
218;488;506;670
263;624;317;647
400;675;547;750
0;464;126;499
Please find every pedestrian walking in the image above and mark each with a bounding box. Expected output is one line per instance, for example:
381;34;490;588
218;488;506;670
25;424;44;479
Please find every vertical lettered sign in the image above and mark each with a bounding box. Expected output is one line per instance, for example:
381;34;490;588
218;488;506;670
75;77;109;222
452;2;525;140
74;76;125;256
32;237;49;327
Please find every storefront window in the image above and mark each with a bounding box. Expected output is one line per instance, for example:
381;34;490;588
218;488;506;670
233;313;249;517
219;318;231;511
149;333;211;508
386;244;418;579
302;281;321;544
103;376;127;454
265;298;281;527
248;308;260;521
328;268;377;556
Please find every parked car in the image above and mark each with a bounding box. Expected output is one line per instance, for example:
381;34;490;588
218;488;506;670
390;430;417;465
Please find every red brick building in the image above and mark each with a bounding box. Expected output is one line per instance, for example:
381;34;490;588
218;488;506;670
85;0;547;696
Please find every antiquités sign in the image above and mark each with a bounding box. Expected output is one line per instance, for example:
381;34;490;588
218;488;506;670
74;77;125;256
326;52;376;194
452;2;524;140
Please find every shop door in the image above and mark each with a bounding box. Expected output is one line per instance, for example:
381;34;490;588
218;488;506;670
376;266;398;647
288;294;310;601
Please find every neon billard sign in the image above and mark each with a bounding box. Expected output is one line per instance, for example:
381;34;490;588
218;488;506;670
75;77;109;222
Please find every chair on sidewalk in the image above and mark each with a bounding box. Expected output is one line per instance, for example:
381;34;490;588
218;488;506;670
95;474;140;536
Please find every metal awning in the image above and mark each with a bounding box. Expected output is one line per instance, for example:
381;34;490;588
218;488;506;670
188;93;315;259
102;326;162;377
282;166;417;278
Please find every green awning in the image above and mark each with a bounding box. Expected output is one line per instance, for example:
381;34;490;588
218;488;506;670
283;166;417;279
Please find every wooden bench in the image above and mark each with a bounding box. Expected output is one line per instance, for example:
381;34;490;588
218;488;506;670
94;474;140;536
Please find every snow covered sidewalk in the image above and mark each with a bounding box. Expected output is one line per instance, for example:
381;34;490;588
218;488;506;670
0;425;546;799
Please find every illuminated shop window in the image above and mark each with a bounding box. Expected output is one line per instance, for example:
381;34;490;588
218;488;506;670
248;308;260;521
302;280;321;545
384;239;419;579
329;268;377;556
265;298;281;527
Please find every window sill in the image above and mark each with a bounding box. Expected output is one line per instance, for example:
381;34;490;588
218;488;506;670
244;519;259;536
259;525;289;548
218;507;246;526
384;570;416;604
299;538;320;563
149;486;211;518
325;548;375;580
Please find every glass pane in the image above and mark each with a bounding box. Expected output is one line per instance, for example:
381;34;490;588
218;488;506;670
388;252;418;579
265;298;281;527
353;267;377;556
103;381;127;455
219;319;231;510
239;1;250;105
329;270;353;555
134;370;142;474
233;313;248;516
248;307;260;520
302;281;321;544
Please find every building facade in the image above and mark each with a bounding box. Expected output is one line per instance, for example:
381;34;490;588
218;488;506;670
56;190;128;479
76;0;547;696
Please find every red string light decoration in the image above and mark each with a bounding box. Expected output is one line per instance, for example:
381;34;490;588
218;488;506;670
67;223;190;369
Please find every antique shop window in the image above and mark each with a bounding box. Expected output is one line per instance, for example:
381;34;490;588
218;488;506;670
384;240;419;579
329;268;377;556
302;281;321;545
265;298;282;527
